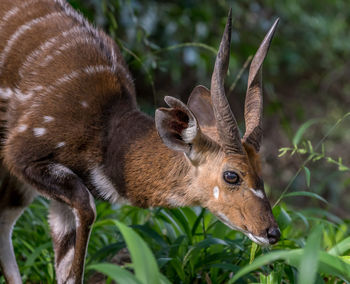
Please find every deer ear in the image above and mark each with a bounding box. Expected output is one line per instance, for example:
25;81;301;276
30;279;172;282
187;85;215;128
155;96;199;155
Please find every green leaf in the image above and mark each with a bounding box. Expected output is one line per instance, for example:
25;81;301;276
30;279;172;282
87;263;142;284
112;220;162;284
283;191;328;204
229;250;299;283
229;249;350;283
292;119;319;146
298;226;322;284
94;220;166;284
274;206;292;231
303;166;311;187
249;242;258;264
328;236;350;256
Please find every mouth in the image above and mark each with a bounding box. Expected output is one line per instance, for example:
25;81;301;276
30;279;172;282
216;213;270;246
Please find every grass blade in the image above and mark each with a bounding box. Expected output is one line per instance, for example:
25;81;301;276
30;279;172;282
87;263;142;284
328;236;350;256
298;226;322;284
112;220;162;284
283;191;328;204
292;119;319;146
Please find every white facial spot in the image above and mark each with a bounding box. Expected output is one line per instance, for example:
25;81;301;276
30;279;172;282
80;101;88;108
213;186;220;200
249;188;265;199
56;142;66;148
43;115;54;123
17;124;28;132
33;127;46;137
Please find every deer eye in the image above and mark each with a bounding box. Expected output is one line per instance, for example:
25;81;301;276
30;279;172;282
223;171;240;185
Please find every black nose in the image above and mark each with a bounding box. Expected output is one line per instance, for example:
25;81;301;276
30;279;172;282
267;226;281;244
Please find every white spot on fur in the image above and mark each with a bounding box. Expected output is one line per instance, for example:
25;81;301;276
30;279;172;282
249;188;265;199
56;246;74;284
14;88;33;101
213;186;220;200
50;164;74;181
33;127;46;137
80;101;88;108
49;200;75;241
43;116;54;123
32;85;44;92
17;124;28;132
0;87;13;99
56;142;66;148
90;166;120;203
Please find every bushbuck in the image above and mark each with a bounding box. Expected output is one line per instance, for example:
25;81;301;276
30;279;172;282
0;0;280;283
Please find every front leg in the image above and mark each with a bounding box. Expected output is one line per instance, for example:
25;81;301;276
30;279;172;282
21;162;96;284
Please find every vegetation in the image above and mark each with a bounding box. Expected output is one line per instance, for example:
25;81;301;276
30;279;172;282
1;0;350;283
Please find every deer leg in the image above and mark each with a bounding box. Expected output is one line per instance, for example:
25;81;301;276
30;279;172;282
0;173;36;284
19;162;96;284
48;200;76;284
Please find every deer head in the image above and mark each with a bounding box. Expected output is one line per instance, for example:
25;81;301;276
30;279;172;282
155;10;280;245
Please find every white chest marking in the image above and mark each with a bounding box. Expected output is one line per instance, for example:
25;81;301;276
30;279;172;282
90;166;121;204
213;186;220;200
249;188;265;199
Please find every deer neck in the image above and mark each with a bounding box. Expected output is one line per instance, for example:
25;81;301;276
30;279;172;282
103;108;193;208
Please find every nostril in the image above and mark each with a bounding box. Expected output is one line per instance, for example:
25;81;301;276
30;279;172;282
266;227;281;244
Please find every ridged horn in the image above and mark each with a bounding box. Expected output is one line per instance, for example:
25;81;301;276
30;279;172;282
211;9;244;155
243;18;279;152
